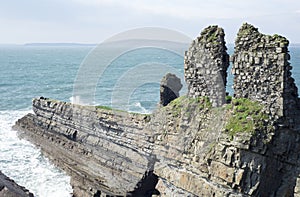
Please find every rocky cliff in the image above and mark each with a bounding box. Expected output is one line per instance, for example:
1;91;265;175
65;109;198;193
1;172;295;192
14;98;156;196
0;171;34;197
13;23;300;196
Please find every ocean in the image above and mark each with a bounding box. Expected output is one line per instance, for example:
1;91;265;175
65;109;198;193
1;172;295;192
0;44;299;196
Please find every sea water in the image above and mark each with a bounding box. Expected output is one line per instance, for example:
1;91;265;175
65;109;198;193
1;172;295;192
0;44;299;196
0;46;90;197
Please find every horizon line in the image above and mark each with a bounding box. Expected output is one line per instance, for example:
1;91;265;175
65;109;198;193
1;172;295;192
1;42;300;46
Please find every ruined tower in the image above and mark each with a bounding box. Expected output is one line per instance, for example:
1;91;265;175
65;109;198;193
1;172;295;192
232;23;298;123
184;25;229;107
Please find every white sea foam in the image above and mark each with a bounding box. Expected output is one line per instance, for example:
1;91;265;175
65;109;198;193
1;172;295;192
131;102;151;114
0;110;72;197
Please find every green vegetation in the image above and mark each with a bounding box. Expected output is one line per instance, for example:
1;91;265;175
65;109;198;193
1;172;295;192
225;98;269;140
96;105;113;110
207;31;218;42
95;105;149;116
169;96;186;117
168;96;212;117
225;95;232;103
200;26;220;45
238;23;258;37
272;34;289;45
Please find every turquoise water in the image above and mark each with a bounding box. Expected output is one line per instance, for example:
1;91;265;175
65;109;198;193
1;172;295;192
0;46;91;197
0;46;90;110
0;45;299;196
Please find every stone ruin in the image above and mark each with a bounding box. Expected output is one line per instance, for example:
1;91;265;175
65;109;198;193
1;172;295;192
232;23;298;124
184;25;229;107
184;23;299;123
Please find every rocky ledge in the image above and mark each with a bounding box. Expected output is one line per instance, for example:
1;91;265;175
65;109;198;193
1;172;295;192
13;95;300;196
0;171;34;197
13;23;300;196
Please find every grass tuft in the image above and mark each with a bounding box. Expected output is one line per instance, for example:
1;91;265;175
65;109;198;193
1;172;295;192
225;98;269;140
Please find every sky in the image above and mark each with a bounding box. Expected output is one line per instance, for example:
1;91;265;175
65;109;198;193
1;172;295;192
1;0;300;44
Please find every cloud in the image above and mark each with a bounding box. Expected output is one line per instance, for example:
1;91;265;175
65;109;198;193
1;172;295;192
1;0;300;43
71;0;295;20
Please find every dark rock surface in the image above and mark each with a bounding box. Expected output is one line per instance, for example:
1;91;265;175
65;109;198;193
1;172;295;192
0;171;34;197
184;25;229;107
12;24;300;196
160;73;182;106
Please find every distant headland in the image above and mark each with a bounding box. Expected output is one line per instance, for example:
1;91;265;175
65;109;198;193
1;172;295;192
10;23;300;196
24;43;97;47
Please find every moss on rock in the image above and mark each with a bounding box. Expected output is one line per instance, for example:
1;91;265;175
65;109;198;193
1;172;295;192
225;98;269;140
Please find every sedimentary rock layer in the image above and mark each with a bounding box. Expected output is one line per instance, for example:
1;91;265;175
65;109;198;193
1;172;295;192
14;98;156;196
0;171;34;197
14;96;300;196
13;24;300;196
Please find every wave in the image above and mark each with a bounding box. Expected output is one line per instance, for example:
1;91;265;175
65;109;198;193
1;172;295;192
0;110;72;197
129;102;152;114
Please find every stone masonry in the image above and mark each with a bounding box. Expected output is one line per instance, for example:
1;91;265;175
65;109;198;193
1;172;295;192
232;23;298;124
184;25;229;107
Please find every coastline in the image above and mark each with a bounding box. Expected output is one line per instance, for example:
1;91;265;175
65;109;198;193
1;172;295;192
12;23;300;196
0;170;34;197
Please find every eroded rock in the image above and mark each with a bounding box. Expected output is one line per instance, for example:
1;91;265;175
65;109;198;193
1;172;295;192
0;171;34;197
160;73;182;106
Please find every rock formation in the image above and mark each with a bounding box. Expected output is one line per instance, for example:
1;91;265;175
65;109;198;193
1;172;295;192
160;73;182;106
0;171;34;197
184;25;229;107
13;24;300;196
14;98;157;196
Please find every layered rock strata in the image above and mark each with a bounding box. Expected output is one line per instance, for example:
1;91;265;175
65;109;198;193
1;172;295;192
13;24;300;196
184;25;229;107
14;96;300;196
0;171;34;197
14;98;156;196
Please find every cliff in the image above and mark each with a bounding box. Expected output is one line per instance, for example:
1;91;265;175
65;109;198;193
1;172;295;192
14;98;155;196
0;171;34;197
13;24;300;196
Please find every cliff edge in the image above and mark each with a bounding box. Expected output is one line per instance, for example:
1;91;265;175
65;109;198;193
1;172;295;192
0;171;34;197
13;24;300;196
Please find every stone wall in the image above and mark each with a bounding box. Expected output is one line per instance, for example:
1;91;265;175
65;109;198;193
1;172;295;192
232;23;298;123
184;25;229;107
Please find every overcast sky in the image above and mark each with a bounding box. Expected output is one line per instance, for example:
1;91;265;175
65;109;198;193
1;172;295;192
1;0;300;44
